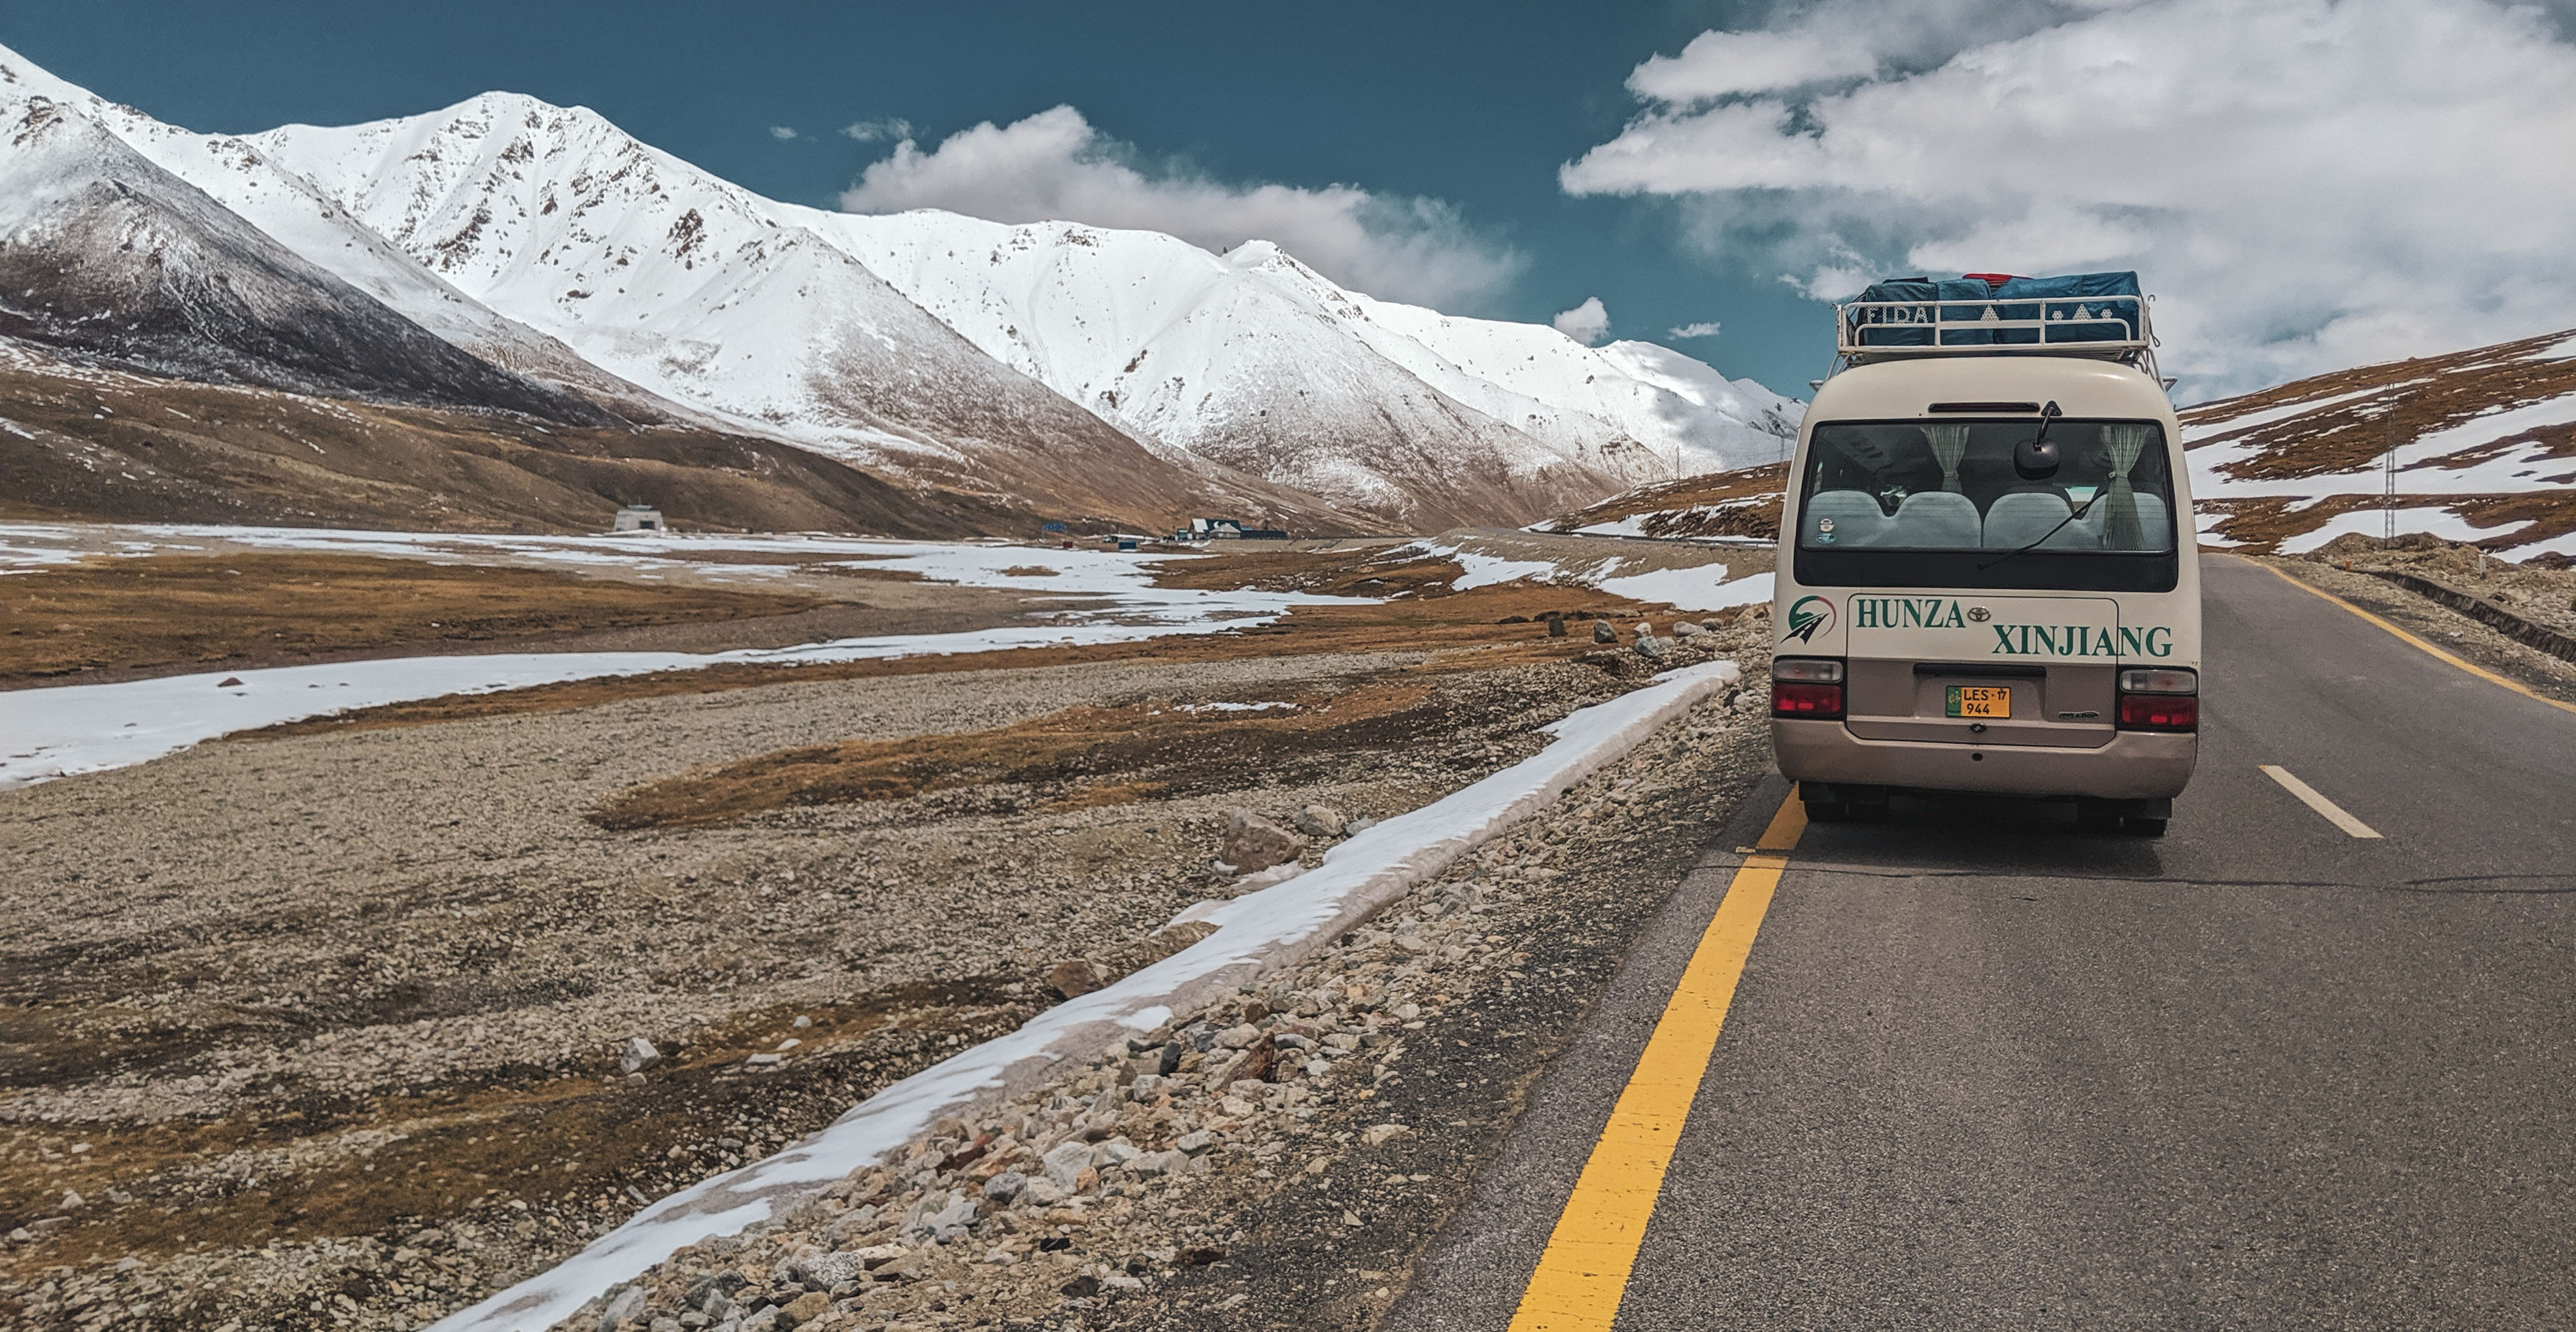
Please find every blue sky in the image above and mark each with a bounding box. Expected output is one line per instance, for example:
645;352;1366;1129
11;1;2576;401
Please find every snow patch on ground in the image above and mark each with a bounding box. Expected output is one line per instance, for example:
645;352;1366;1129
1408;536;1766;611
1600;566;1771;612
0;525;1353;789
1448;551;1569;591
424;659;1741;1332
2277;508;2535;555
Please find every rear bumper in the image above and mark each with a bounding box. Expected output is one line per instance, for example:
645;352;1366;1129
1773;718;2196;800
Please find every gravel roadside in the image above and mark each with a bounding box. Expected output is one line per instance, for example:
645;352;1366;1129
514;612;1780;1332
1;608;1764;1330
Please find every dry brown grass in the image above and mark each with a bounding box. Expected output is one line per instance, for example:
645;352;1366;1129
2182;327;2576;480
241;548;1724;743
0;553;824;685
588;681;1440;830
2200;492;2576;561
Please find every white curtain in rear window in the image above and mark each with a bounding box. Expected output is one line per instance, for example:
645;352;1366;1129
1924;424;1969;494
2101;424;2156;550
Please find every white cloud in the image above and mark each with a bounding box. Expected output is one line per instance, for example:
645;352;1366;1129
1553;297;1611;345
1629;0;2105;99
1668;321;1723;339
839;105;1523;310
768;126;798;141
1565;0;2576;398
841;116;913;143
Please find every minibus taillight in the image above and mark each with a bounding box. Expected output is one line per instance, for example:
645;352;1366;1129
2116;666;2197;732
1772;657;1846;719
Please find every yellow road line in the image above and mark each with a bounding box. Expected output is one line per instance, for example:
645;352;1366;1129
1507;791;1806;1332
2252;560;2576;717
2258;764;2384;839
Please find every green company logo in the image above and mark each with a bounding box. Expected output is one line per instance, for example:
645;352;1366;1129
1783;595;1835;643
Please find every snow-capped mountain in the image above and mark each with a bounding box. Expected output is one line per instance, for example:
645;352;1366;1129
0;88;596;420
0;49;673;417
241;92;1275;528
809;213;1801;525
2;38;1797;532
252;90;1794;528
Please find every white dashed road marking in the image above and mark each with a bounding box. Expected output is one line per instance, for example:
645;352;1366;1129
2260;764;2384;839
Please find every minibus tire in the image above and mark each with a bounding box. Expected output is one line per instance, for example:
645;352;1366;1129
2122;816;2169;837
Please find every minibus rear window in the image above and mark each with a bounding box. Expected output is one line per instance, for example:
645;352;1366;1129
1792;418;2180;592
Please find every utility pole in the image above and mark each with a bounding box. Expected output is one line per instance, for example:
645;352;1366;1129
2382;420;2397;548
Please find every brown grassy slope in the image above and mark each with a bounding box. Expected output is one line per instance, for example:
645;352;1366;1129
2181;328;2576;556
1539;462;1789;540
2181;327;2576;478
0;354;1041;537
0;553;829;684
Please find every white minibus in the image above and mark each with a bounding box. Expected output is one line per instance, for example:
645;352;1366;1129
1769;273;2199;835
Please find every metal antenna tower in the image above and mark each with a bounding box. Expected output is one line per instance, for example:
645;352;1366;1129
2382;419;2397;547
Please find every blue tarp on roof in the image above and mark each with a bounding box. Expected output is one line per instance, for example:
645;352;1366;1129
1847;271;2143;347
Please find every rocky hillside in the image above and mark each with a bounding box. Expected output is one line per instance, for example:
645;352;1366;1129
1536;463;1790;542
0;94;598;423
0;343;1023;536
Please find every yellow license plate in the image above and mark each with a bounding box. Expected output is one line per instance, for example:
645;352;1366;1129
1946;685;2010;719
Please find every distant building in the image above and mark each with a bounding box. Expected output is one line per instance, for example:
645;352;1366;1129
612;505;665;532
1174;517;1288;541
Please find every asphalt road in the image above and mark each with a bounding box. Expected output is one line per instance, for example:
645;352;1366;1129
1391;555;2576;1330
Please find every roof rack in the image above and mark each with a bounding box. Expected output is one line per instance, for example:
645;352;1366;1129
1829;289;2165;388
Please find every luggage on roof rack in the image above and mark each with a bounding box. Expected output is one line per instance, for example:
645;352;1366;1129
1836;271;2155;369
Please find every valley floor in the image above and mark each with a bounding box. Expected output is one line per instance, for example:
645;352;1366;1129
0;534;1766;1332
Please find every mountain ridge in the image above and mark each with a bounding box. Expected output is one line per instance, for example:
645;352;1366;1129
1;39;1799;534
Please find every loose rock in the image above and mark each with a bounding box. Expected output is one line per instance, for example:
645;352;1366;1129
619;1036;662;1075
1047;958;1108;997
1219;808;1305;873
1295;804;1348;838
